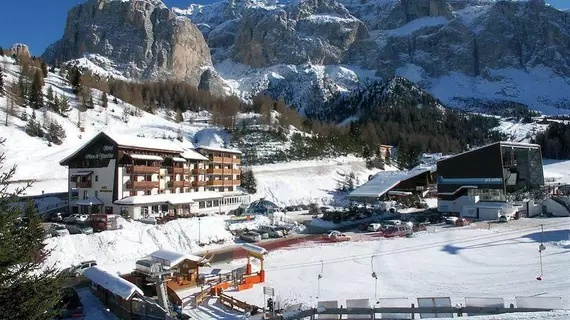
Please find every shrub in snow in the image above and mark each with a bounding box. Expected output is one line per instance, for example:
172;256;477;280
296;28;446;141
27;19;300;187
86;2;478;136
25;118;44;138
46;120;66;145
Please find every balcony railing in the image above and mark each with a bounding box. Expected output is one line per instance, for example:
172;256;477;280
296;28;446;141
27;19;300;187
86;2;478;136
168;181;188;188
192;181;206;187
211;156;241;164
76;181;92;188
168;167;185;174
205;179;241;186
191;168;207;174
206;168;224;174
127;166;160;174
126;181;160;189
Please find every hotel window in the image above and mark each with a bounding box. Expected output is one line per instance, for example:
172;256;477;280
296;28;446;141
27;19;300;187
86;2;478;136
213;200;219;207
146;190;151;195
95;175;98;182
83;190;88;199
199;201;205;209
95;190;98;197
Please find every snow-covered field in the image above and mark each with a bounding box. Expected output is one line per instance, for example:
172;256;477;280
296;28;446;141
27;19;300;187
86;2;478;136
544;159;570;185
44;216;234;272
222;218;570;312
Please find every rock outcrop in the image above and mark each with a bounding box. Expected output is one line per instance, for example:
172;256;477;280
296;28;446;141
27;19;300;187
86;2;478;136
8;43;31;58
42;0;212;85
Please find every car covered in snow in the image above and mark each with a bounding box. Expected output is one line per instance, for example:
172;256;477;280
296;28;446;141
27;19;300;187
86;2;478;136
445;216;459;225
48;223;70;237
240;231;262;243
322;230;351;242
66;260;98;277
383;225;412;238
257;225;285;238
63;214;89;224
367;223;383;232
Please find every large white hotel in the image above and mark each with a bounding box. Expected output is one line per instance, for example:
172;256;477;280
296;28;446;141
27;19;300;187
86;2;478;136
60;132;250;219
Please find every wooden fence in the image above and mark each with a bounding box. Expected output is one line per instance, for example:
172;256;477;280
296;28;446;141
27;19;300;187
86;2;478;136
265;305;557;320
219;293;255;313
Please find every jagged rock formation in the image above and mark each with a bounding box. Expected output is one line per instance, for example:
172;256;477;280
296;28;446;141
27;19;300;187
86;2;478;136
42;0;212;85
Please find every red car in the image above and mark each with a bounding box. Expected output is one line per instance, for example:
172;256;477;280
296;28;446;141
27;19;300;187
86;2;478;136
322;230;352;242
455;218;471;227
383;225;412;238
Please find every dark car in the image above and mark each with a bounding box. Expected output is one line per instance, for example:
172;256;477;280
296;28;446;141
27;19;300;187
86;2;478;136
65;223;94;235
55;287;83;319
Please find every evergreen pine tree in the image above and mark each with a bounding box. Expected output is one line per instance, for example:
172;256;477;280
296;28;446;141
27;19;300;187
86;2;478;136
0;138;65;318
240;168;257;194
46;86;55;110
46;120;67;145
53;94;60;114
0;65;4;96
101;92;108;108
0;47;4;56
67;66;82;94
28;71;44;109
24;117;44;137
59;94;71;113
41;60;49;78
88;96;95;109
18;73;28;105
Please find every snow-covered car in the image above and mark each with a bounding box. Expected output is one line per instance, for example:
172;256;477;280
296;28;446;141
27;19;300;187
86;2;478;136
66;223;94;235
254;229;270;240
49;223;70;237
385;220;402;226
257;225;284;238
412;223;429;233
66;260;98;277
367;223;382;232
76;214;90;223
62;214;79;224
445;216;459;225
240;231;262;243
322;230;351;242
49;212;63;222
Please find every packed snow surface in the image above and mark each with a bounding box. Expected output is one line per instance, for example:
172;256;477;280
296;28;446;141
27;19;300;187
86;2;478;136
223;218;570;310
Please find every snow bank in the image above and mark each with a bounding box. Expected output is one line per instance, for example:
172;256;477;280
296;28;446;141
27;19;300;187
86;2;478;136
44;216;234;271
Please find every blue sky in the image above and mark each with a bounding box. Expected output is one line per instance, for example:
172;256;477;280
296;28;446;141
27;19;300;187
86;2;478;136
0;0;567;56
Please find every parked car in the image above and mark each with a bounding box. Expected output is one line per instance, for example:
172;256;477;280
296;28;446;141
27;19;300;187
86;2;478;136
66;260;98;277
254;229;270;240
257;225;284;238
54;287;84;319
385;220;402;226
49;224;70;237
412;222;429;233
240;231;262;243
383;225;413;238
367;223;383;232
49;212;63;223
445;216;459;225
322;230;352;242
63;214;81;224
455;218;471;227
66;223;94;235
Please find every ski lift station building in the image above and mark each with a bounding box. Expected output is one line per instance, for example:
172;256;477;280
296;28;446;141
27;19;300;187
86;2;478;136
437;141;544;219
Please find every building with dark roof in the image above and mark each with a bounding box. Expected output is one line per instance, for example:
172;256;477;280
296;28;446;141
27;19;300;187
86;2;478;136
437;141;544;217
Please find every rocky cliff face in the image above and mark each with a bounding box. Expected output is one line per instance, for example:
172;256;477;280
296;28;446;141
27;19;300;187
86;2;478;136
43;0;212;85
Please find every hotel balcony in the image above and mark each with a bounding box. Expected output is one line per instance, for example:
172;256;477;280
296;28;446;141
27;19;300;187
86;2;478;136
211;156;241;164
168;167;185;175
127;166;160;174
192;181;206;187
126;181;160;189
191;168;207;174
205;179;241;186
168;181;188;188
76;181;92;188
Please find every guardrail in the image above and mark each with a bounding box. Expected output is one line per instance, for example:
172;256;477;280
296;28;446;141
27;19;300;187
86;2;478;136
219;293;255;313
265;305;558;320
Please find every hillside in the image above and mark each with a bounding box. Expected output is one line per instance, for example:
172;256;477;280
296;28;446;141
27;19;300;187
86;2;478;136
41;0;570;116
0;55;379;206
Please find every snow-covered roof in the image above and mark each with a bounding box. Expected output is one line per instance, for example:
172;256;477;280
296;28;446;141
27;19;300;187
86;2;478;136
438;141;541;164
349;168;432;199
195;145;242;155
129;154;164;161
70;171;93;177
76;198;104;206
172;157;187;163
242;243;268;256
187;191;223;201
180;149;209;161
83;266;143;300
109;132;185;152
114;193;194;206
150;249;205;267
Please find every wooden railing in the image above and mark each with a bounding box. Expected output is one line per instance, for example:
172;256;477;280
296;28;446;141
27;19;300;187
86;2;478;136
191;168;207;174
194;285;212;307
206;168;224;175
192;181;206;187
168;167;185;174
128;166;160;174
205;180;240;186
219;293;253;313
127;181;159;189
168;181;187;188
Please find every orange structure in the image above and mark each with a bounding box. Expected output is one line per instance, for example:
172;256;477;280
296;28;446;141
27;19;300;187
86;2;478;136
239;243;268;291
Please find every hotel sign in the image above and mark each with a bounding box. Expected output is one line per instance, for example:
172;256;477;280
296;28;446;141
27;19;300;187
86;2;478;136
85;145;115;160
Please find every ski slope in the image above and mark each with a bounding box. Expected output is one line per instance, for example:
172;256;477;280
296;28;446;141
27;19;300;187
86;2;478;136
221;218;570;312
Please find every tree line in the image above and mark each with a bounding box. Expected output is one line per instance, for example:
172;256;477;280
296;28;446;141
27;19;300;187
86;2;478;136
534;122;570;159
